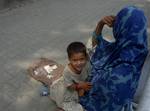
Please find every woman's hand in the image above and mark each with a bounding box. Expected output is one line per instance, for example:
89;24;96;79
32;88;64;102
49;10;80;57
101;15;115;27
95;15;115;35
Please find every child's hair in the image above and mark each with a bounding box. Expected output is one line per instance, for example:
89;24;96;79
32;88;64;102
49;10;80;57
67;41;87;59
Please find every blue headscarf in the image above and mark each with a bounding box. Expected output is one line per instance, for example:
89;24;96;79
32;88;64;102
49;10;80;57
80;6;148;111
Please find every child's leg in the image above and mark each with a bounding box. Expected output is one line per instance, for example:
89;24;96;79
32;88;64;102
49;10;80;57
55;107;65;111
62;101;85;111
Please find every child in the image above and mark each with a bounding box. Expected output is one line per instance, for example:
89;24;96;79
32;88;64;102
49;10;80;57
50;42;92;111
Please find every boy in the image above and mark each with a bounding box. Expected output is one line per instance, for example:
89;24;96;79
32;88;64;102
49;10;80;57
50;42;92;111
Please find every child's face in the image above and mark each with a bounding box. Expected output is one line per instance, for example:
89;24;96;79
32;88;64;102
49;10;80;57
69;52;87;72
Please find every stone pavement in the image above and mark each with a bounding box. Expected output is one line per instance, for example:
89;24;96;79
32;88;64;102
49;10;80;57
0;0;150;111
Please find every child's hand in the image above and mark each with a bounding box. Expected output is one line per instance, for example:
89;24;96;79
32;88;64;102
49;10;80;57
78;89;85;97
77;82;92;91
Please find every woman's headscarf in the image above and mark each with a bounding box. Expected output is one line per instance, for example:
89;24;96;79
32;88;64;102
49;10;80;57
80;6;148;111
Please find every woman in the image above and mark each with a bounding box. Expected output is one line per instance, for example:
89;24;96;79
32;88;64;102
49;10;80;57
80;6;148;111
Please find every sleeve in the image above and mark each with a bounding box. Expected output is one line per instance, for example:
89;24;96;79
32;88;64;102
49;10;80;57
92;31;115;47
92;31;102;46
63;71;74;87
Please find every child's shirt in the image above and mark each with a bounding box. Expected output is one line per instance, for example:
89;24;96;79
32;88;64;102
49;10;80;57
50;62;91;109
63;62;91;103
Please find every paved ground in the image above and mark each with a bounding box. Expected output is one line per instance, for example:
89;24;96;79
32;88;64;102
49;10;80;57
0;0;150;111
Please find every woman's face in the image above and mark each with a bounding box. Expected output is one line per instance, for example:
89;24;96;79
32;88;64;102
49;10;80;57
69;52;87;72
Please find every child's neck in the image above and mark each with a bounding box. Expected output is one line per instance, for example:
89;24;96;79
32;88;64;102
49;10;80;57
68;64;81;74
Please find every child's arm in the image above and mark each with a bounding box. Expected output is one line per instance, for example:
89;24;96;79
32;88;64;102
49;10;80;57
67;83;78;90
67;82;92;96
67;83;85;96
77;82;92;91
68;82;92;91
77;82;92;96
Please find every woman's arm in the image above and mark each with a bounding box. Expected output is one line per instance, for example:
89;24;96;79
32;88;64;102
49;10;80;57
92;15;115;46
95;15;115;35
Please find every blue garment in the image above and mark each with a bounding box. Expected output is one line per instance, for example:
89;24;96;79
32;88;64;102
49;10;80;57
80;6;148;111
